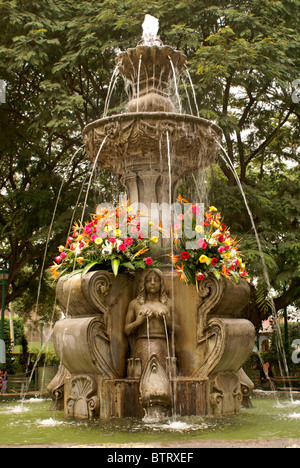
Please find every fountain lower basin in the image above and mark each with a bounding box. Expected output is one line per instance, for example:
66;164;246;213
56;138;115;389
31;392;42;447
49;270;255;420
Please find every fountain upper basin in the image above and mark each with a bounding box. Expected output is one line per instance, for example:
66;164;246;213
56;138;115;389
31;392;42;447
82;112;222;178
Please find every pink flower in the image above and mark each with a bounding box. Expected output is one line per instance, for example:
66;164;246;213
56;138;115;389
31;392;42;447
100;232;108;238
137;232;145;240
79;242;85;249
174;224;182;232
55;256;62;264
131;226;139;233
60;252;66;260
145;257;153;266
66;236;73;245
192;205;201;214
84;226;92;235
118;243;127;251
218;247;225;253
197;238;207;249
197;273;205;281
108;238;116;243
91;234;98;242
177;214;185;221
124;236;133;246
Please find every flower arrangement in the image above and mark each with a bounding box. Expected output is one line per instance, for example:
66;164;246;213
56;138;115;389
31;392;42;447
169;196;250;289
50;199;162;280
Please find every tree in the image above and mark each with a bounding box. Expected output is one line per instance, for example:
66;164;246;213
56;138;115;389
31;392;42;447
0;0;299;322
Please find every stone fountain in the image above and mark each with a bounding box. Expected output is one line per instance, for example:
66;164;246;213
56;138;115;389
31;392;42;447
48;16;255;421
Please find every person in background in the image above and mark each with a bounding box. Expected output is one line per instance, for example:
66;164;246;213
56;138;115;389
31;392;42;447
1;369;7;394
0;370;3;394
260;361;275;390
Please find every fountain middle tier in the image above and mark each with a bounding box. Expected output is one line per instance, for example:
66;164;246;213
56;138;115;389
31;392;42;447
82;112;222;207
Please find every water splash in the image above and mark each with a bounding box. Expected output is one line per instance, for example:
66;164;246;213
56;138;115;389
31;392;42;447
36;417;65;427
142;14;159;45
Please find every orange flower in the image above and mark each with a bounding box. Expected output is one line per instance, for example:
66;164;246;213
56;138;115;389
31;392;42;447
177;194;189;204
175;263;187;282
167;253;180;265
134;246;150;258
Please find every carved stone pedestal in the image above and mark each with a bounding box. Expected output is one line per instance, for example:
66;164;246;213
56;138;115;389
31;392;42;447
49;269;255;420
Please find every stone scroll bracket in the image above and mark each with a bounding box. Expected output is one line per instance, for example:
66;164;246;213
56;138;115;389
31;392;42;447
65;374;100;420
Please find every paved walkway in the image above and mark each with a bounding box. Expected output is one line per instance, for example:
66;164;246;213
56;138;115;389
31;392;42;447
1;439;300;448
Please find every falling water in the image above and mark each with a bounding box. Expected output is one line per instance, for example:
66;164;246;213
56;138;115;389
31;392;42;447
216;140;292;393
181;76;193;115
146;316;151;359
35;145;85;317
166;130;178;418
136;55;143;113
168;57;182;114
184;67;200;118
63;134;110;317
103;64;120;118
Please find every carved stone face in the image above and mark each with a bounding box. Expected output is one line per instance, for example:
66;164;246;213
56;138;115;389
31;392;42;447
145;271;161;295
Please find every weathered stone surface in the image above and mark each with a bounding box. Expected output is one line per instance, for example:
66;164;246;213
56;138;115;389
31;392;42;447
50;268;255;420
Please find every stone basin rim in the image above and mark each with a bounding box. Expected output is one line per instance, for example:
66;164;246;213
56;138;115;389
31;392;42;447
82;112;223;138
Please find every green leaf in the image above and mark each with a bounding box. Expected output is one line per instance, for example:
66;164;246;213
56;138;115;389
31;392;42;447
230;270;241;284
111;258;120;277
213;270;221;281
81;261;99;278
121;262;135;270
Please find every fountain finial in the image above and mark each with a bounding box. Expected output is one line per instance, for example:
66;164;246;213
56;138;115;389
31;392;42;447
142;14;160;45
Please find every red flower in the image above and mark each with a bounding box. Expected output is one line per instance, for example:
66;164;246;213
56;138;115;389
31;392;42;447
181;251;190;260
108;238;116;243
197;273;205;281
118;243;127;251
218;234;225;243
211;258;218;266
145;257;153;266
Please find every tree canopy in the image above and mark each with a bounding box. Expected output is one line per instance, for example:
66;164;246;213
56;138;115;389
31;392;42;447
0;0;299;322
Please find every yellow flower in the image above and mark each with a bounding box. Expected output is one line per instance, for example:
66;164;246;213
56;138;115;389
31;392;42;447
224;239;231;246
151;236;159;243
77;235;83;241
212;221;220;228
95;238;103;245
195;225;204;233
114;229;121;237
127;206;133;213
104;225;113;232
149;221;155;226
76;257;84;264
58;245;65;252
209;206;218;212
199;255;208;263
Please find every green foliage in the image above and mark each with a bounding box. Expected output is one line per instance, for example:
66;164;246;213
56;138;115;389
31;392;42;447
0;0;299;324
